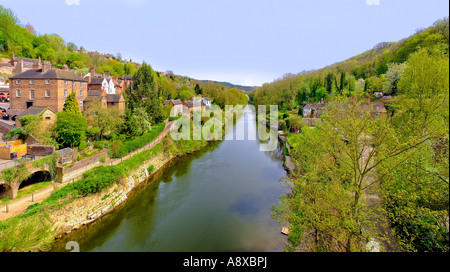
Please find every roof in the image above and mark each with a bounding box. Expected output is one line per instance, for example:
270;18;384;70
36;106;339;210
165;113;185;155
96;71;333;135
202;97;211;102
304;102;328;109
16;106;53;119
0;62;13;67
359;102;387;113
83;95;105;102
106;94;123;103
88;78;105;85
87;90;103;96
164;99;183;106
10;69;87;82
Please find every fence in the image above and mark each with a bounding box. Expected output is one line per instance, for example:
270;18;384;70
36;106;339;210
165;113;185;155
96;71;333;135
0;176;83;214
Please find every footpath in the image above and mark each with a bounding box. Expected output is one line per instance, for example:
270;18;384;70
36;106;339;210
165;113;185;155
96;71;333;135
0;121;174;221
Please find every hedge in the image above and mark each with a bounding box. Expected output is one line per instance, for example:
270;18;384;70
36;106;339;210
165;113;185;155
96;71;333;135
110;122;166;158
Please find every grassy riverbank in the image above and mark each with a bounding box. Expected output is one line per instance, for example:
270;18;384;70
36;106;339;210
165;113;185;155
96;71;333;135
0;134;210;252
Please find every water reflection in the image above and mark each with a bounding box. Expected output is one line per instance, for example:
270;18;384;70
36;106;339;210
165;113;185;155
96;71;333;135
51;107;287;252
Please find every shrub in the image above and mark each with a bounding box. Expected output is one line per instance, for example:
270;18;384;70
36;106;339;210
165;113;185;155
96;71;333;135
99;156;106;163
110;122;166;158
147;165;154;173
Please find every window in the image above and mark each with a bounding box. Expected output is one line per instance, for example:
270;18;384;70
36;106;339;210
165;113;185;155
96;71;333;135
80;82;83;88
79;101;84;107
16;89;21;97
16;80;21;84
64;89;68;97
73;81;76;86
376;113;380;118
45;116;51;121
64;81;68;85
80;90;83;97
45;80;50;85
29;90;35;100
45;90;50;97
29;80;35;85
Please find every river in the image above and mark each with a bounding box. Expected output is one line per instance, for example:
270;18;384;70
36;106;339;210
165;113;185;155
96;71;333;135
51;106;288;252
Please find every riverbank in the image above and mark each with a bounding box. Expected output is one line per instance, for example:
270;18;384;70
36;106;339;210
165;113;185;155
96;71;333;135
0;109;241;252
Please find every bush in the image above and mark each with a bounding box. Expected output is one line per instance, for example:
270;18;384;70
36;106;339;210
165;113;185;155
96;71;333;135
110;122;166;158
147;165;154;173
99;156;106;163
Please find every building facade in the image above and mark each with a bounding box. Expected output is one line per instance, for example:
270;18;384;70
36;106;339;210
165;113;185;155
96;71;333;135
9;64;88;113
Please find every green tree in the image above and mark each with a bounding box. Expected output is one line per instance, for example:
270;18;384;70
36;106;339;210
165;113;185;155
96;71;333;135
84;101;125;140
62;92;82;115
55;111;87;148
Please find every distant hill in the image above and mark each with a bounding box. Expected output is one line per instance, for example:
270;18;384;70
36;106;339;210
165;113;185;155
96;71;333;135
200;80;257;92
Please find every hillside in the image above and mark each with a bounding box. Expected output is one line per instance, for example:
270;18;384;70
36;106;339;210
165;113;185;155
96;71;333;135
200;80;257;92
250;17;449;110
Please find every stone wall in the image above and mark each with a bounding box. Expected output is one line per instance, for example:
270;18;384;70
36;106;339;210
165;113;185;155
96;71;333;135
27;144;55;156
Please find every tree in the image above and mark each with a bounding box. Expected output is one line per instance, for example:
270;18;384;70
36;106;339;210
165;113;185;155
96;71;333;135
325;72;334;94
55;111;87;148
194;84;203;95
287;115;303;132
63;92;82;115
383;62;406;95
123;106;152;137
84;101;125;140
274;93;448;252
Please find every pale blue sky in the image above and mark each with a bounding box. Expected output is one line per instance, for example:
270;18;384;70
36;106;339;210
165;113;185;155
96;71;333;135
1;0;448;86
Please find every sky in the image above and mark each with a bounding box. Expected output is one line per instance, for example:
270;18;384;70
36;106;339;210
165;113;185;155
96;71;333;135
1;0;449;86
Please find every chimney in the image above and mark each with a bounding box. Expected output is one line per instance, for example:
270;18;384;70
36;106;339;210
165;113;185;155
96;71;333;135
89;67;96;78
62;64;69;71
33;57;41;69
42;61;51;73
104;71;110;78
78;72;83;78
15;60;24;75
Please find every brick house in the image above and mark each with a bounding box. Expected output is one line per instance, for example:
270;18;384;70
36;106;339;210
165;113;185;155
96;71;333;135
9;63;88;113
163;99;184;116
83;90;125;112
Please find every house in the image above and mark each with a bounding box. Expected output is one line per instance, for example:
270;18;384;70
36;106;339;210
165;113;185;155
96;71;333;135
105;94;126;111
85;68;116;95
83;90;125;112
183;99;204;112
9;63;88;113
357;101;387;118
201;97;212;108
164;99;183;116
14;106;56;128
304;99;327;118
0;61;13;75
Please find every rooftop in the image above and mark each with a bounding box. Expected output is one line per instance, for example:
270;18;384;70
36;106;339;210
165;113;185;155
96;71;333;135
10;68;87;82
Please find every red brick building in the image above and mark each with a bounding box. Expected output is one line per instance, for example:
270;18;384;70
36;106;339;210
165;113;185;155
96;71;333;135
9;63;88;113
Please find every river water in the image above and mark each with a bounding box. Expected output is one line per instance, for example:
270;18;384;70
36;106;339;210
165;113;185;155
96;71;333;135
51;106;288;252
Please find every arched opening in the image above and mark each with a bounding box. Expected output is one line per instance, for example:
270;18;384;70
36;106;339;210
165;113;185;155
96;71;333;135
19;171;52;190
0;183;12;199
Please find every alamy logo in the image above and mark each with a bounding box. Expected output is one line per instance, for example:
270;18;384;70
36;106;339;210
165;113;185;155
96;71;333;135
65;0;80;6
366;0;380;5
169;103;279;152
